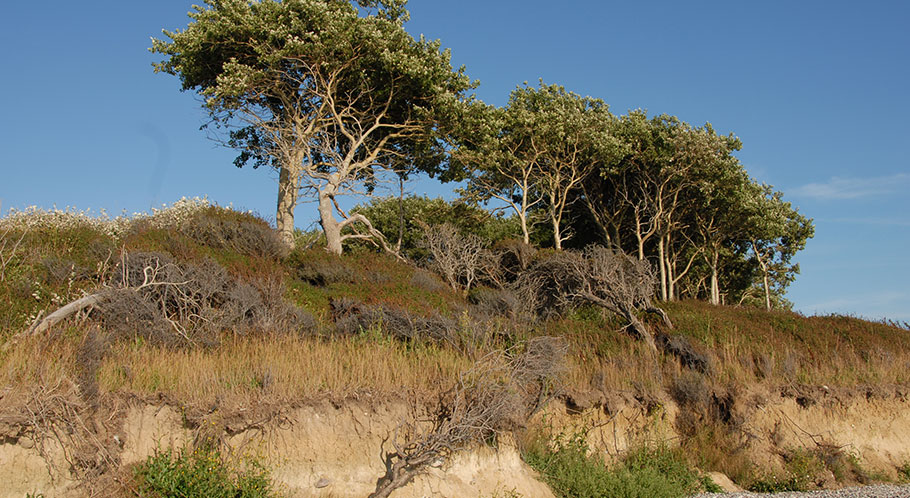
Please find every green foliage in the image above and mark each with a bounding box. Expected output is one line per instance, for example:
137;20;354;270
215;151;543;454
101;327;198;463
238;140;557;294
134;445;277;498
152;0;475;250
523;432;704;498
350;195;519;260
898;462;910;483
749;448;823;493
454;81;617;249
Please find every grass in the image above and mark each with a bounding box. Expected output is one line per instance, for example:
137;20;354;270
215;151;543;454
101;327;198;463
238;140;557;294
4;203;910;495
95;334;470;407
522;430;707;498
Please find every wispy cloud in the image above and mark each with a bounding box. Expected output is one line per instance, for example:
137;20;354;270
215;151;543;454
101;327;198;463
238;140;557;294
792;173;910;200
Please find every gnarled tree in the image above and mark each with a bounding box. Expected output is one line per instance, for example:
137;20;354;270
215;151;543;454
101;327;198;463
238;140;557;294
152;0;473;252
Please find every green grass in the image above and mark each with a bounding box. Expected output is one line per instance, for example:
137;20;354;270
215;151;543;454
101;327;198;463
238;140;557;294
523;432;705;498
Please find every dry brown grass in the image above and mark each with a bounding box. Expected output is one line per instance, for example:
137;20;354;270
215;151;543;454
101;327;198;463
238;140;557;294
94;335;471;408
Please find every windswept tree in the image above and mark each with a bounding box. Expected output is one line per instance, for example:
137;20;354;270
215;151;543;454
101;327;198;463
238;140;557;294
456;82;617;249
152;0;473;253
742;185;814;310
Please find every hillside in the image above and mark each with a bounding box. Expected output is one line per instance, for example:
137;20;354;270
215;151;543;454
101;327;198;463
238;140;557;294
1;202;909;497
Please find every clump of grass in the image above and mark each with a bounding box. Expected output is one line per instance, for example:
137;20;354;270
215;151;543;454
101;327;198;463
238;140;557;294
749;448;824;492
898;462;910;483
133;444;278;498
523;431;705;498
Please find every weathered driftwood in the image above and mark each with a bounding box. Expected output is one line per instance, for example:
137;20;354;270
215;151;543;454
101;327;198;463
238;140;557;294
24;292;107;338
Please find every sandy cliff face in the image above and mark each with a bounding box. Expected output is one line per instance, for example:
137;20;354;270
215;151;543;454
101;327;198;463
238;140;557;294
1;389;909;498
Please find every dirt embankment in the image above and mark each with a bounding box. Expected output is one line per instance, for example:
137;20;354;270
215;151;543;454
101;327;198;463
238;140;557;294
1;386;909;497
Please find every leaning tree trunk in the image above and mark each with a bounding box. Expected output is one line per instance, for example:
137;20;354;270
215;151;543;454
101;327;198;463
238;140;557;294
318;184;344;256
275;164;301;248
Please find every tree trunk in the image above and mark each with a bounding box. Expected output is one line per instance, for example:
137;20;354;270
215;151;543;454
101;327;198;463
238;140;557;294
318;184;344;255
658;236;668;301
752;242;772;311
710;250;720;305
275;164;300;248
635;215;645;261
551;213;562;250
665;244;675;300
762;272;772;311
519;213;530;245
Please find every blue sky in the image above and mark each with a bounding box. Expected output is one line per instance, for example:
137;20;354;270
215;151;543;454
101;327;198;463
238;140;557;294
1;1;908;321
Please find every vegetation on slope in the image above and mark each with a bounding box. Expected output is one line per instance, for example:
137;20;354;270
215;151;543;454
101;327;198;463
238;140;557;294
0;201;906;496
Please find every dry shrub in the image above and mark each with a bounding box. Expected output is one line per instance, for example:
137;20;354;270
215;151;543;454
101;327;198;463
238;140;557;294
330;297;461;346
178;208;288;260
99;251;314;344
468;287;523;321
421;223;487;293
370;337;567;498
410;268;448;294
514;246;668;348
288;251;357;286
657;333;713;374
41;257;93;286
0;373;123;496
493;238;537;277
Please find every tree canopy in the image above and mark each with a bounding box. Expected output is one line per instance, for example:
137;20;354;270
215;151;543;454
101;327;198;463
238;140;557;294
153;1;813;310
152;0;474;253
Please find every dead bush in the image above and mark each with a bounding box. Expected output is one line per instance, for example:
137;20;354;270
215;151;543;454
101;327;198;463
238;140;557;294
491;238;537;282
95;288;184;347
657;333;713;374
468;287;523;321
27;250;314;345
514;246;670;349
670;371;711;408
41;257;93;286
330;297;460;346
421;223;487;294
370;337;567;498
288;252;357;286
410;268;448;294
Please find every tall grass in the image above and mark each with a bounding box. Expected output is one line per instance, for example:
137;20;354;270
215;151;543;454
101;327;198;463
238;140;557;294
95;334;470;407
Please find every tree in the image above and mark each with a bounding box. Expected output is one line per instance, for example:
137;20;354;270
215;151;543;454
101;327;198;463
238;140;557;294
455;82;617;249
350;195;519;260
743;185;814;311
152;0;472;252
453;101;544;245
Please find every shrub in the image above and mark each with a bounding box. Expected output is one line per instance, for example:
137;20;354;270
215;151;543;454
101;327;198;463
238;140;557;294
656;333;713;374
748;448;824;492
133;445;277;498
523;432;704;498
421;223;488;293
330;297;460;346
178;207;288;260
898;462;910;483
287;249;357;286
468;287;523;320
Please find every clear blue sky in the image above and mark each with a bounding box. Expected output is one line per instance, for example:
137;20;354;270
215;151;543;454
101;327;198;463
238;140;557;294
1;1;908;321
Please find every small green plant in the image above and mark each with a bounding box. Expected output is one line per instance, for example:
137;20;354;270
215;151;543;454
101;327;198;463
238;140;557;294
523;431;704;498
699;475;724;493
749;448;823;492
898;462;910;483
133;444;278;498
